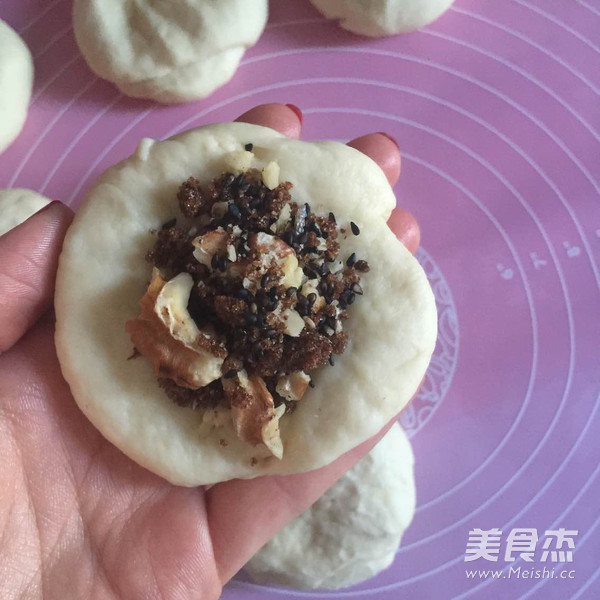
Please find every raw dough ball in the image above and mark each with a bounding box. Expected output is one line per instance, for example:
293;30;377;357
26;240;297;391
245;423;416;590
0;20;33;154
73;0;268;103
55;122;437;485
0;189;51;236
309;0;455;37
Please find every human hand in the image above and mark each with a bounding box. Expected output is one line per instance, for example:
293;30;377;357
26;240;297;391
0;103;419;599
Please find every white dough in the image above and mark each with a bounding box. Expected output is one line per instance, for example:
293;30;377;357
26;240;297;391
0;189;51;236
245;423;416;590
55;122;437;485
0;20;33;154
309;0;455;36
73;0;268;103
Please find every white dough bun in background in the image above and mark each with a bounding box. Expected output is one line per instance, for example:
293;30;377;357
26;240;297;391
0;20;34;154
309;0;455;37
245;423;416;590
72;0;268;103
55;121;437;486
0;189;51;236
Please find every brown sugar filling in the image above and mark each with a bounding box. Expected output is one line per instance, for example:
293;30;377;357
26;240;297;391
126;161;369;455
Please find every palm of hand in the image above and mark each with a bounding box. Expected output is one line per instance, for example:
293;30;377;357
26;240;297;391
0;104;416;599
2;317;220;598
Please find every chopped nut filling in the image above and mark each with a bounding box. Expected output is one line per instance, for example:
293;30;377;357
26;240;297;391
127;152;369;458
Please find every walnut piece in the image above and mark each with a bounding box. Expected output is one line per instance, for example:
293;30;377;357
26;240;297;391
192;228;229;267
126;269;226;389
276;371;311;401
250;232;303;289
262;161;280;190
281;308;305;337
225;149;255;173
222;370;285;459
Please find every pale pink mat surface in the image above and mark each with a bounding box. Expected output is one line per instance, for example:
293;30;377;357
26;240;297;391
1;1;599;598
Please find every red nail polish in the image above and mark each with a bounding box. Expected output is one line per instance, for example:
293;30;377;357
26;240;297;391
377;132;400;150
286;104;303;125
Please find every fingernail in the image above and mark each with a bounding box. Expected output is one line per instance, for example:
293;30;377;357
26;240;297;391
286;104;303;125
36;200;63;215
376;132;399;150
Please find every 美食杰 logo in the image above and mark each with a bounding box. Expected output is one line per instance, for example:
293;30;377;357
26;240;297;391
464;528;578;581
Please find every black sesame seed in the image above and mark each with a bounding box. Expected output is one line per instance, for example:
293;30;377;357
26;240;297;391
223;173;235;187
294;206;308;238
282;230;295;246
218;256;228;272
237;288;250;300
352;282;363;295
228;203;242;220
309;222;322;236
350;221;360;235
326;316;337;330
261;273;269;288
244;313;258;326
320;262;330;276
244;143;253;151
309;379;315;388
328;354;335;366
161;218;176;230
234;173;245;188
268;286;278;299
346;252;356;267
286;287;297;297
224;369;238;379
296;232;308;245
346;291;356;305
329;211;336;223
303;265;319;279
307;292;317;305
211;254;220;269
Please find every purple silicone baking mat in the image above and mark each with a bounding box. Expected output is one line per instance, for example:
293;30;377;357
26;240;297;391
2;0;599;598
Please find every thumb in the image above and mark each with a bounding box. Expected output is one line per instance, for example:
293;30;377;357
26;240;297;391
0;201;73;354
